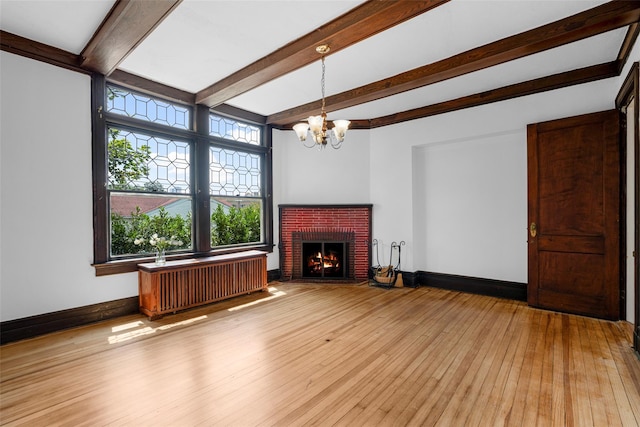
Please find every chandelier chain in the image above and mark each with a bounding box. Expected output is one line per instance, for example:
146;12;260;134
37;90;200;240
320;56;326;113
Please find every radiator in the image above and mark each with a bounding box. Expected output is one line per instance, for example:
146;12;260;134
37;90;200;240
138;250;267;319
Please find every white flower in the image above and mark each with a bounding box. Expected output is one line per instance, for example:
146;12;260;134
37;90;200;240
169;236;183;246
132;232;182;250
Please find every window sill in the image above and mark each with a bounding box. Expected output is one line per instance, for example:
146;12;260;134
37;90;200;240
93;245;273;276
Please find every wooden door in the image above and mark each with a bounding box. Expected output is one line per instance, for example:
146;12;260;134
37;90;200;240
528;110;620;320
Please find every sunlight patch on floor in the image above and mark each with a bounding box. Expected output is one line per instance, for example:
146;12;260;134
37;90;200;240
108;315;208;344
107;287;285;344
227;286;287;312
111;320;145;333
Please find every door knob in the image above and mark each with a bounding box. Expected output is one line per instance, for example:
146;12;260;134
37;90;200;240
530;222;537;238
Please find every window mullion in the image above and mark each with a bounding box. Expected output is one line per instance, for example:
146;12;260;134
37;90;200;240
194;104;211;253
91;73;109;264
264;125;274;248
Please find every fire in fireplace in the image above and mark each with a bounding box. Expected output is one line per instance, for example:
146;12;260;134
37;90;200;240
302;241;347;279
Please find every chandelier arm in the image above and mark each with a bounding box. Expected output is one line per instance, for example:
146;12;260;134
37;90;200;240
302;138;318;149
329;135;343;150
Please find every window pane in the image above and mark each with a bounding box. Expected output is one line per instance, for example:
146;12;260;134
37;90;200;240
108;128;191;193
209;114;261;145
106;85;190;129
209;147;261;196
210;197;262;247
110;193;192;257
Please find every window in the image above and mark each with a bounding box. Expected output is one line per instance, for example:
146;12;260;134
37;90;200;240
107;127;192;257
209;146;263;247
107;85;190;129
209;113;261;145
92;79;272;274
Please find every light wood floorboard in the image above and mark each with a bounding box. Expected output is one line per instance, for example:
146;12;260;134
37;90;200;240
1;283;639;426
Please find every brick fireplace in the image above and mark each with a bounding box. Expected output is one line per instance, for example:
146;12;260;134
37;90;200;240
279;205;372;281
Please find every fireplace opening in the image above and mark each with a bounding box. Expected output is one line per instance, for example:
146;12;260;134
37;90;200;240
302;241;347;279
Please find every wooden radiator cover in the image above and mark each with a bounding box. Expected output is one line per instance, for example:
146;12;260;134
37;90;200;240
138;250;267;319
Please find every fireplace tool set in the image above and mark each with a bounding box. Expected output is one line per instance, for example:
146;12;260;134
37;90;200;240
370;239;405;288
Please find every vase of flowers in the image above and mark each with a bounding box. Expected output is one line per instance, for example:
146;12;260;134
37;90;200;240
134;233;184;265
155;248;166;266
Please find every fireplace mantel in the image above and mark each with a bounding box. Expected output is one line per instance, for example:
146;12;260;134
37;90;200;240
279;204;372;281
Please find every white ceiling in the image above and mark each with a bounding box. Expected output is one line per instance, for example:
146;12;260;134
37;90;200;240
0;0;629;122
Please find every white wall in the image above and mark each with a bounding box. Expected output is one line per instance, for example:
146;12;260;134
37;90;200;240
625;101;636;323
0;52;138;321
367;124;415;271
413;130;526;282
272;128;370;205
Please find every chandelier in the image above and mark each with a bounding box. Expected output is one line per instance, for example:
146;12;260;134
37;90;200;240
293;45;351;149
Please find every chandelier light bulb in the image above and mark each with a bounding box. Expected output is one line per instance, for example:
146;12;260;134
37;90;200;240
293;123;309;141
332;120;351;142
307;115;324;134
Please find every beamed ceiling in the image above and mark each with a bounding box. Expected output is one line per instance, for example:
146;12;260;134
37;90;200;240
1;0;639;130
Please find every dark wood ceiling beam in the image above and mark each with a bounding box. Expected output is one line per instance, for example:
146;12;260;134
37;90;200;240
195;0;450;107
267;0;640;125
80;0;182;75
0;30;86;74
368;61;620;128
617;22;640;72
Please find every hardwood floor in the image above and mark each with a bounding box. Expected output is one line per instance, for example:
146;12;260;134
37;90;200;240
1;283;639;426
